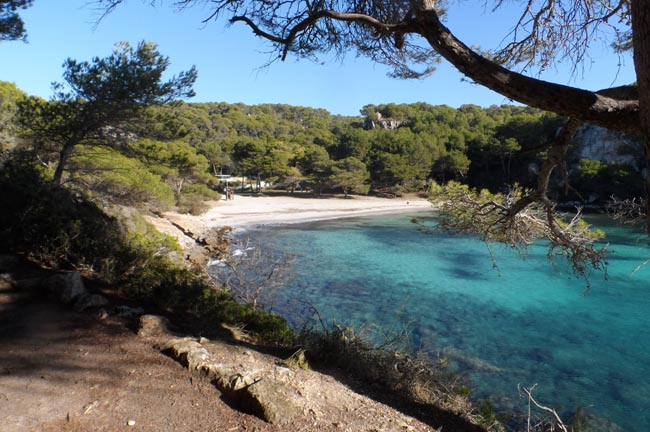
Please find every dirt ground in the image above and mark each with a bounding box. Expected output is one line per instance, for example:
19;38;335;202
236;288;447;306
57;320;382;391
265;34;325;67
0;294;278;431
0;256;458;432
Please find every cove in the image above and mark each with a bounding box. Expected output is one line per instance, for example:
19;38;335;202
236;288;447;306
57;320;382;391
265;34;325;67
234;213;650;430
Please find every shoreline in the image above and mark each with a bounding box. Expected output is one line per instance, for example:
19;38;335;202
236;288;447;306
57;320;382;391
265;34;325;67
145;194;434;248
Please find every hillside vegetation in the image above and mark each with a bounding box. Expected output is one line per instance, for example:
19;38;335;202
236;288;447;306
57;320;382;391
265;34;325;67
1;75;642;431
3;80;643;211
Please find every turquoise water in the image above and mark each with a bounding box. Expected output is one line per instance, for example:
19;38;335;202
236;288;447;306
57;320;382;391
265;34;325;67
237;214;650;429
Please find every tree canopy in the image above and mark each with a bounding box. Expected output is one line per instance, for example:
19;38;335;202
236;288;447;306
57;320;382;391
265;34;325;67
0;0;32;42
8;54;645;271
97;1;640;129
95;0;649;276
20;41;197;184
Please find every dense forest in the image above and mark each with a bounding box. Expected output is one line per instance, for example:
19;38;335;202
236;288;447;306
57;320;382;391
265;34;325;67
1;79;643;215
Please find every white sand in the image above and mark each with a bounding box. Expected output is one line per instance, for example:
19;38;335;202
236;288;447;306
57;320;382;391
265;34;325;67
202;194;432;227
146;194;433;246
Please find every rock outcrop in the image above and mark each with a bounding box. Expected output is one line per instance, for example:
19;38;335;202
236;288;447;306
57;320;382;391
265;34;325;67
137;314;435;429
73;293;109;312
151;330;302;424
365;112;408;131
44;272;86;304
137;314;172;337
572;124;643;169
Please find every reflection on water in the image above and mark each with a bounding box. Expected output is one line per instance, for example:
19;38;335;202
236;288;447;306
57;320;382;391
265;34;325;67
233;213;650;430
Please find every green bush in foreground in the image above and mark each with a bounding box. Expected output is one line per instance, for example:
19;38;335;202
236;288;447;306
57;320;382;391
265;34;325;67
0;152;124;270
0;153;292;344
298;323;501;431
0;153;496;429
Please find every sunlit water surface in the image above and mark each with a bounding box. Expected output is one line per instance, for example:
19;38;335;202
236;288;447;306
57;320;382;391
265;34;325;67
222;213;650;429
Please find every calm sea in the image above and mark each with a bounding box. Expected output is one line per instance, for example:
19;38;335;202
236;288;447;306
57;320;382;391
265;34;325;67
224;213;650;430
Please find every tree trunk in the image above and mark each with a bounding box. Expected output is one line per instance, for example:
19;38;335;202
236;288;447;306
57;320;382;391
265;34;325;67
52;142;75;185
176;177;185;196
631;0;650;234
412;5;640;133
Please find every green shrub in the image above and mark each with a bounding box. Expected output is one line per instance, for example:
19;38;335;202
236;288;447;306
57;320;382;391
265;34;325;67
71;146;176;210
0;153;124;269
571;158;643;202
182;182;221;199
0;152;293;346
177;183;221;215
192;287;295;345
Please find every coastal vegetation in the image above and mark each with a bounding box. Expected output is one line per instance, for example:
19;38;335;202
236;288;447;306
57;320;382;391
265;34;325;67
0;42;501;428
1;44;644;280
98;0;650;237
2;67;641;428
8;66;643;209
2;1;649;429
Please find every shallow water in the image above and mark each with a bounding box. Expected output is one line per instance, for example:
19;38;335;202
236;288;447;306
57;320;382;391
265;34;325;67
228;214;650;429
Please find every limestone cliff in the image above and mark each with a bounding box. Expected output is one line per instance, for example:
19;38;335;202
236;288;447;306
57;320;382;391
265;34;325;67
571;124;643;169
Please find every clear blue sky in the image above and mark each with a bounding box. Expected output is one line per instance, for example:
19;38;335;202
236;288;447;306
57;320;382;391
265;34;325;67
0;1;637;116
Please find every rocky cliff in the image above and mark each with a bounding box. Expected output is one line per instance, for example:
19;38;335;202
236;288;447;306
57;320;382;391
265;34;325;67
571;124;643;169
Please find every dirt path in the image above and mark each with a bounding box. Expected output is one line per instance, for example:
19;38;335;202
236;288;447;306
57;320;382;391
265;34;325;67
0;297;275;432
0;256;453;432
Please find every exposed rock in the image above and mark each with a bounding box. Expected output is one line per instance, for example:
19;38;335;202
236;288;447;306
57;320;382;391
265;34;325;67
44;272;86;304
137;314;172;337
241;378;303;424
163;338;213;372
73;293;109;312
365;113;408;131
187;226;232;268
0;273;15;290
572;124;643;169
115;305;145;319
162;336;302;424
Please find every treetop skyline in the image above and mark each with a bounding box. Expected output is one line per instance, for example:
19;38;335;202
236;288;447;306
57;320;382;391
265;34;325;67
0;1;637;116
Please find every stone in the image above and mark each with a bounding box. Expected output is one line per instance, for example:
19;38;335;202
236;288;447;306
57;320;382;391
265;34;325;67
115;305;145;318
162;337;301;423
73;293;109;312
240;379;302;424
0;273;15;290
137;315;171;337
163;338;212;372
44;272;86;304
573;124;642;168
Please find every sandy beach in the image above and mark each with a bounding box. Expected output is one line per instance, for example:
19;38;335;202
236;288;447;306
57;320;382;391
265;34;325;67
203;194;432;227
146;194;433;247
